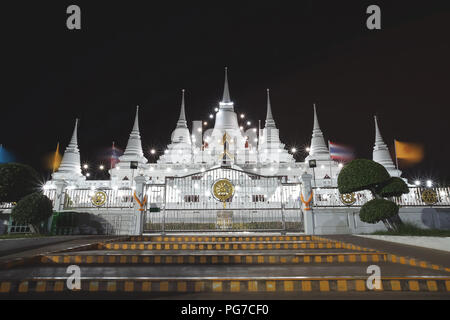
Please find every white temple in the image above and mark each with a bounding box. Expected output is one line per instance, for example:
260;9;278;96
42;68;413;235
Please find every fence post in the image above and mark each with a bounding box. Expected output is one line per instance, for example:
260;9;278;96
134;175;147;235
301;172;314;235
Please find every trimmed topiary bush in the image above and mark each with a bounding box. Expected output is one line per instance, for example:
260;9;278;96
359;199;399;224
11;192;53;234
337;159;410;231
377;177;409;198
338;159;390;194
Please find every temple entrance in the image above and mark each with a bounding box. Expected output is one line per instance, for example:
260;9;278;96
143;167;304;233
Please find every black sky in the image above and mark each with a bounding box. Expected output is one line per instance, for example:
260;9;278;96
1;1;450;183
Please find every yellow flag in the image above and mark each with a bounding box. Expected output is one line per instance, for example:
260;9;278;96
394;140;424;164
52;143;62;172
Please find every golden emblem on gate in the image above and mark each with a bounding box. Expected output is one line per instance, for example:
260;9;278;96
340;192;356;206
91;191;107;207
212;179;235;202
421;189;437;205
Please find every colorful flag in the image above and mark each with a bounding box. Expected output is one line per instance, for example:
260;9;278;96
329;141;355;162
0;144;15;163
110;141;121;169
394;140;424;164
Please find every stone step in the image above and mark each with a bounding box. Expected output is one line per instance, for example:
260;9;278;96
2;277;449;294
129;235;318;242
38;251;388;265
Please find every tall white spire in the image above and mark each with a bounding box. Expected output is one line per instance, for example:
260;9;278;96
306;104;330;160
120;106;147;164
222;67;231;103
176;89;187;128
265;89;276;128
52;118;83;180
373;115;400;176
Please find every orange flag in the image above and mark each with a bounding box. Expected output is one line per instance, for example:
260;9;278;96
394;140;424;164
52;143;62;172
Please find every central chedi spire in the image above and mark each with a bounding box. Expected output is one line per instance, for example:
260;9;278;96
52;118;84;181
213;67;240;130
306;104;330;161
119;106;148;164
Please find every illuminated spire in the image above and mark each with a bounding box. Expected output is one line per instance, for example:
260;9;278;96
373;115;399;175
265;89;276;128
177;89;187;127
222;67;231;103
120;106;148;164
308;104;329;158
53;118;83;179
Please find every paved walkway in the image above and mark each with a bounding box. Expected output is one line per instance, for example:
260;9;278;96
324;235;450;269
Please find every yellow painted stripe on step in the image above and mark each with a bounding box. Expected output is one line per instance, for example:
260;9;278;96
0;282;11;293
54;281;64;292
181;244;187;250
207;244;212;250
230;281;240;292
445;281;450;291
86;256;93;264
314;256;322;263
177;282;187;292
18;282;28;293
166;256;173;264
391;280;401;291
246;256;253;264
355;280;366;291
163;237;169;241
75;256;82;264
131;244;136;250
302;281;312;292
122;244;128;250
107;281;117;292
326;256;333;263
337;280;347;292
200;256;206;264
234;256;241;263
266;281;276;292
212;281;222;292
160;281;169;292
309;243;315;249
319;281;330;292
157;244;162;250
409;281;420;291
124;281;134;292
143;257;150;263
338;255;345;263
225;244;230;250
248;281;258;292
177;256;184;264
427;281;438;292
142;282;151;292
431;265;440;270
250;244;255;250
304;256;311;263
195;281;204;292
173;244;179;250
419;261;428;268
164;244;170;250
349;255;356;263
212;256;218;264
64;256;70;264
400;257;406;264
120;256;127;264
361;255;367;262
109;256;116;263
280;257;287;264
409;259;417;266
293;243;298;249
257;256;264;264
372;255;379;262
98;256;104;264
216;244;221;250
155;256;161;264
242;244;248;250
269;256;276;264
132;256;138;264
223;256;230;263
284;281;294;292
89;282;99;292
292;257;299;263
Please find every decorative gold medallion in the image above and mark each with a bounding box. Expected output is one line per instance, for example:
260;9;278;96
91;191;107;207
340;192;356;206
421;189;437;205
212;179;235;203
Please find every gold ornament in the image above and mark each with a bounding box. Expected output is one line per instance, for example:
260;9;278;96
421;189;437;205
91;191;107;207
212;179;235;207
340;192;356;205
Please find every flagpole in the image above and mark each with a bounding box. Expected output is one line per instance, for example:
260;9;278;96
111;141;115;169
394;139;399;170
328;140;332;178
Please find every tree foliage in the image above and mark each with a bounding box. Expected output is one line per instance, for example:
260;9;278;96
337;159;410;231
11;192;53;233
337;159;390;194
0;163;39;203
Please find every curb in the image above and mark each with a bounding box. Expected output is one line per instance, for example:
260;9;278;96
1;277;449;294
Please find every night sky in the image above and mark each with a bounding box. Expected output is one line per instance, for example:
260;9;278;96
1;1;450;183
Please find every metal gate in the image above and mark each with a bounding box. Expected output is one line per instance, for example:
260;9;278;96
143;167;304;232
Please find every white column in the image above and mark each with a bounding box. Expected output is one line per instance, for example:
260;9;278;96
301;172;315;235
134;175;147;235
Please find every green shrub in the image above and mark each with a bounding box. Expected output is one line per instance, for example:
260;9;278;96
11;192;53;234
377;177;409;198
359;199;399;224
338;159;390;194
